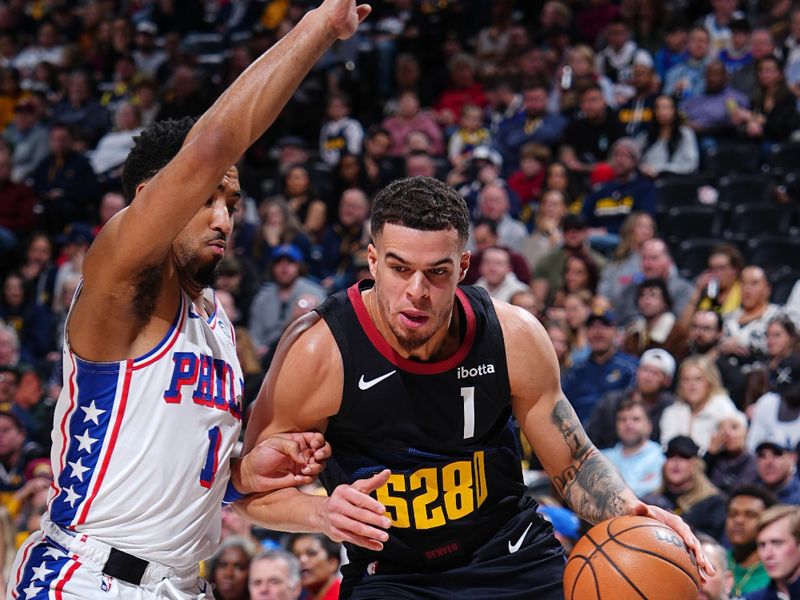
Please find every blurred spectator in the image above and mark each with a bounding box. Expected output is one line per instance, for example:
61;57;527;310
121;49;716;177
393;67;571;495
0;272;28;341
473;183;526;253
750;505;800;599
654;20;689;81
521;189;568;273
361;126;397;194
0;69;27;131
595;18;654;102
644;435;727;539
660;355;742;452
215;257;255;328
52;222;92;315
463;218;529;287
209;536;255;600
51;71;111;147
697;535;733;600
532;214;608;306
748;353;800;455
30;124;99;234
93;191;126;237
447;104;490;168
730;28;779;97
552;253;600;309
319;93;364;167
474;0;514;75
733;56;799;144
664;26;712;99
88;102;143;177
785;7;800;97
381;91;443;158
705;413;759;494
248;245;326;360
597;212;655;310
434;52;487;129
156;64;211;122
249;550;302;600
11;367;51;448
313;188;370;293
724;484;777;598
618;62;659;138
639;94;700;177
601;398;665;497
131;77;160;128
404;151;438;179
622;278;683;356
754;440;800;505
474;246;529;303
576;0;621;47
682;60;750;150
508;143;550;213
4;98;49;183
18;233;55;309
701;0;744;56
546;320;573;373
587;348;676;449
12;22;65;77
744;313;799;410
485;79;522;136
288;533;342;600
617;238;694;325
721;266;780;360
581;137;657;238
550;45;616;117
0;149;38;242
100;54;137;112
560;84;625;174
132;21;166;79
495;81;566;173
562;309;639;424
282;164;327;241
561;291;592;365
720;18;753;77
0;324;19;368
687;243;745;319
0;410;47;503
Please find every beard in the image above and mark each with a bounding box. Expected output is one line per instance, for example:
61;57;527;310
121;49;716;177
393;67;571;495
375;285;453;353
175;237;223;288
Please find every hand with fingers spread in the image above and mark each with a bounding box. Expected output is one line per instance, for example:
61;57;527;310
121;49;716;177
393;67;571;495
631;501;715;582
319;469;392;551
236;432;332;494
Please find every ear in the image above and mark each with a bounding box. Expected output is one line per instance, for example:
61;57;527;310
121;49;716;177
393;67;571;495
135;181;147;197
458;251;471;282
367;243;378;279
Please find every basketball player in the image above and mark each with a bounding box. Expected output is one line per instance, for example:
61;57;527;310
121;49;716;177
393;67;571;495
241;177;712;598
7;1;370;598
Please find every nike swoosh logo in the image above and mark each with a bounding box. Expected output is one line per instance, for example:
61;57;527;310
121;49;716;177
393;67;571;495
508;522;533;554
358;370;397;390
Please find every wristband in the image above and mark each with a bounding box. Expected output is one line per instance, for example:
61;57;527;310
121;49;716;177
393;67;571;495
222;479;247;505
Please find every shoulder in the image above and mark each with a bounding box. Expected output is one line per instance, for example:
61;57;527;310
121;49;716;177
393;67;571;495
493;299;560;386
613;351;640;369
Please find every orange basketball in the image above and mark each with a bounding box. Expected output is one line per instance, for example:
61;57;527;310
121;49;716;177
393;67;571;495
563;515;700;600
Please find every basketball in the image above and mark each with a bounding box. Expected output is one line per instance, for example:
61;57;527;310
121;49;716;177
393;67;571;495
563;515;700;600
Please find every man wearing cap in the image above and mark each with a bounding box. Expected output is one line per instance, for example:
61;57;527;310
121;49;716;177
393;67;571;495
132;21;167;78
531;213;608;306
587;348;676;449
580;137;657;238
601;398;665;497
4;98;48;183
248;244;326;360
753;440;800;505
562;308;639;424
749;353;800;458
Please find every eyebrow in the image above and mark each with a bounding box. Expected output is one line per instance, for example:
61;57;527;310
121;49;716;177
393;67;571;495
218;184;243;200
385;251;454;267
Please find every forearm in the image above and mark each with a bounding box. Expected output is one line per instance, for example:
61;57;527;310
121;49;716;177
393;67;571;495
233;487;327;533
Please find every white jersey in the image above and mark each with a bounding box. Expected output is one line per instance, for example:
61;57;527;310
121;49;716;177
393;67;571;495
46;288;243;571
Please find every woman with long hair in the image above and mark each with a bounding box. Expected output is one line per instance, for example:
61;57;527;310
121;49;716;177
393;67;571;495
659;356;743;453
638;94;699;177
552;252;599;308
282;163;327;240
735;56;799;143
598;211;655;307
288;533;343;600
251;197;311;273
522;189;568;273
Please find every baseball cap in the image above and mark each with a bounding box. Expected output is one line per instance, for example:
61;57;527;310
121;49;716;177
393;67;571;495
640;349;676;380
586;308;617;327
469;145;502;168
561;214;587;232
755;438;795;454
666;435;700;458
611;137;642;162
56;222;94;246
774;353;800;394
136;21;158;35
272;244;303;263
276;135;308;150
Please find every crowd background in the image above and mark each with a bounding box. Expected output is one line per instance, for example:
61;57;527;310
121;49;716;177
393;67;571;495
0;0;799;598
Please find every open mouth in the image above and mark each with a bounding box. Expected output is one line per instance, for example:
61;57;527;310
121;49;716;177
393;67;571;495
399;311;429;328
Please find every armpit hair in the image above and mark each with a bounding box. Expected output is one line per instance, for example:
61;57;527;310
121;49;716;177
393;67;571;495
132;264;164;325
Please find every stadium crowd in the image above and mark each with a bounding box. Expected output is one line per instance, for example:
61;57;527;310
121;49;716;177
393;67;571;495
0;0;799;598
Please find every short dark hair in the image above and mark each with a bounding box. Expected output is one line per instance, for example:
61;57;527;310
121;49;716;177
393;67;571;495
726;484;778;511
121;117;196;203
370;177;470;246
637;278;673;309
474;217;499;236
287;533;342;565
616;397;649;419
710;243;744;273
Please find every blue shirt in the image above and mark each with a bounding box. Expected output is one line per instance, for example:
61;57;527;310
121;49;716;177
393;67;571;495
745;576;800;599
602;440;664;497
562;351;639;424
581;173;657;234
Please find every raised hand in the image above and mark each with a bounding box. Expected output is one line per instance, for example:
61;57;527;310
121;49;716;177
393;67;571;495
317;0;371;40
319;469;392;551
237;432;332;494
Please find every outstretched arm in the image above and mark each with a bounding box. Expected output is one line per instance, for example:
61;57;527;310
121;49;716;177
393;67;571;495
495;301;712;577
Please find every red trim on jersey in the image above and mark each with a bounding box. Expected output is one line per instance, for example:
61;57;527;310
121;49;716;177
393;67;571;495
51;353;79;503
76;360;134;524
54;559;81;599
11;535;39;598
132;303;186;370
347;282;476;375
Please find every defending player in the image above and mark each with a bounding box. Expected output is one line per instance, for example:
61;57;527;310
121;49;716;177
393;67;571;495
241;177;713;598
7;1;370;598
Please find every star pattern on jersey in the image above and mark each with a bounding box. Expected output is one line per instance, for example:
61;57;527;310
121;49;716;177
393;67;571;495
30;563;52;581
42;547;65;560
74;429;97;453
21;581;39;598
62;485;81;507
67;457;89;482
80;400;105;425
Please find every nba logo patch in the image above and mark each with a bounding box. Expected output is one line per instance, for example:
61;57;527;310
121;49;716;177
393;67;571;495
100;575;114;592
366;561;379;576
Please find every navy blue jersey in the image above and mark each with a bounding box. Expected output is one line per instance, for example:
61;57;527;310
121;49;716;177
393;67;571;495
316;281;526;570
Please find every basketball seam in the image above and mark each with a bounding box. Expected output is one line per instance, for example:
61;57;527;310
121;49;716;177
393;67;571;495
587;532;649;600
608;536;700;588
567;555;602;600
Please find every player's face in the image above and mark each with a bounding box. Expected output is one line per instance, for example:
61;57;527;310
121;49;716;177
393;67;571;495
213;546;249;600
173;167;240;287
291;536;338;592
757;517;800;582
369;224;469;353
727;495;766;546
249;558;299;600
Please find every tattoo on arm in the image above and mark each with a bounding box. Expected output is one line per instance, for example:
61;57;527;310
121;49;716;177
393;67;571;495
550;398;629;523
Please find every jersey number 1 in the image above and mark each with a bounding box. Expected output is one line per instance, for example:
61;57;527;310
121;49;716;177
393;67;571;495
461;386;475;439
200;426;222;488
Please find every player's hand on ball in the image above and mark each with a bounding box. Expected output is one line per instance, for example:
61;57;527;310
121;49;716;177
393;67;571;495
239;432;331;493
320;469;392;551
631;501;715;582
